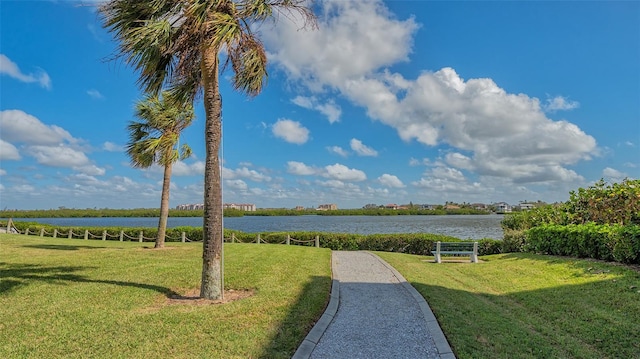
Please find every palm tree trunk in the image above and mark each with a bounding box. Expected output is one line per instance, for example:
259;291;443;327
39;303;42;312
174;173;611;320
200;45;223;300
155;161;172;249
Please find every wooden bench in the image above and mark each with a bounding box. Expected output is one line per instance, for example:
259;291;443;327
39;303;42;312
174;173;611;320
432;241;478;263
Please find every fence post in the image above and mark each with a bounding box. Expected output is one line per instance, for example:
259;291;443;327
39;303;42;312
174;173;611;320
286;234;290;245
181;232;186;243
84;230;88;240
102;230;107;241
232;233;236;243
53;229;57;238
315;235;320;248
139;231;143;243
256;233;261;244
40;228;44;237
68;229;72;239
119;231;124;242
25;228;29;236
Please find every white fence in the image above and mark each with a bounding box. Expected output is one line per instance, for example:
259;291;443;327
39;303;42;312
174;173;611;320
1;218;320;247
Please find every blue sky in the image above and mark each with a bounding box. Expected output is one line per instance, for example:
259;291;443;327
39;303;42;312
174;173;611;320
1;0;638;210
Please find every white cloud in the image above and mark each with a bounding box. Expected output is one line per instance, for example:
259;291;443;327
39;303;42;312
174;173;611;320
378;174;405;188
102;141;123;152
291;96;313;108
347;68;596;184
412;165;483;194
292;96;342;123
0;110;75;145
87;89;105;99
0;110;107;175
409;157;431;166
543;95;579;112
13;184;36;193
287;161;318;175
0;54;51;89
324;163;366;182
225;179;248;190
272;119;310;144
0;140;21;160
350;138;378;157
602;167;627;183
26;145;90;167
317;179;348;189
223;166;271;182
266;1;597;188
74;164;106;176
0;169;6;176
327;145;348;157
172;161;205;176
265;0;419;90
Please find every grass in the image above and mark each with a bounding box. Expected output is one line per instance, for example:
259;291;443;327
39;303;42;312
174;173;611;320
376;251;640;359
0;234;331;359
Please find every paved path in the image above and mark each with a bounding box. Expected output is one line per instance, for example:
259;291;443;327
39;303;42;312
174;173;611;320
294;251;455;359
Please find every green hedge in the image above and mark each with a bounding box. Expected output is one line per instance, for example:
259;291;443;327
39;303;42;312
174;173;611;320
3;220;505;256
526;224;640;264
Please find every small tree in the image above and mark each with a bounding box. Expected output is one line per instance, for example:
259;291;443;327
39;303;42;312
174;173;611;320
127;92;194;248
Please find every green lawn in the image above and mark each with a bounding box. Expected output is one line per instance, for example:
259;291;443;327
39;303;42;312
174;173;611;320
0;234;331;358
376;251;640;359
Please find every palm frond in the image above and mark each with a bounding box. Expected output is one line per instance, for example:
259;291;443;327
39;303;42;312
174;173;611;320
229;34;268;96
126;91;194;168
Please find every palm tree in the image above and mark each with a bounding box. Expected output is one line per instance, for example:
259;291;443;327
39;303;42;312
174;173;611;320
101;0;315;299
127;92;194;249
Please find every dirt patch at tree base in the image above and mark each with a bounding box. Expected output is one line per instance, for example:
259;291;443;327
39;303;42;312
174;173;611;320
166;288;255;305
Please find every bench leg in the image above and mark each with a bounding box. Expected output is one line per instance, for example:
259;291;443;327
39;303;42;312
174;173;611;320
471;242;478;263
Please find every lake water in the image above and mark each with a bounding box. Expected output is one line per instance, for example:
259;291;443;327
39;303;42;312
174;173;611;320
7;214;505;240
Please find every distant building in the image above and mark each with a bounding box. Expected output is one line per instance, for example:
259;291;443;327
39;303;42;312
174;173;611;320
176;203;256;211
223;203;256;211
420;204;438;210
294;206;305;211
317;204;337;211
363;204;379;209
517;203;535;211
494;202;512;213
175;203;204;210
471;203;489;211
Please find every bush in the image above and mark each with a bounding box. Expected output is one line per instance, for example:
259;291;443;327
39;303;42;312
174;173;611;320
477;238;503;255
526;224;640;264
502;229;527;253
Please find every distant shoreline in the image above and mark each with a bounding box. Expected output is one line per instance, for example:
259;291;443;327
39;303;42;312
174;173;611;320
0;207;497;219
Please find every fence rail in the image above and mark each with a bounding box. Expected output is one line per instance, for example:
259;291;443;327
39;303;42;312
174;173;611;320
1;218;320;247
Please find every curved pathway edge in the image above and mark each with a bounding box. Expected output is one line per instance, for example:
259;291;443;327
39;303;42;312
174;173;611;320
292;251;456;359
292;252;340;359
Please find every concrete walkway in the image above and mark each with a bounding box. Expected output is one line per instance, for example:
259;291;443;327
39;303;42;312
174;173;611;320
293;251;455;359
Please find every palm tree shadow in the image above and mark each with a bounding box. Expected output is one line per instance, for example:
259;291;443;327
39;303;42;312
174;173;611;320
0;262;179;297
258;275;332;359
22;244;109;251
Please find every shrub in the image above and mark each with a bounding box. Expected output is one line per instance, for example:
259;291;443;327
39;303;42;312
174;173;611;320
526;224;640;264
502;229;527;253
477;238;503;255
